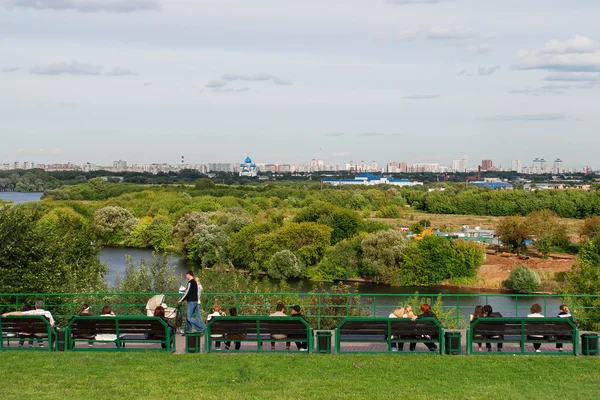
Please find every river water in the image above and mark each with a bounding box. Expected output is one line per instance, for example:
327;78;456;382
0;192;44;204
99;247;564;319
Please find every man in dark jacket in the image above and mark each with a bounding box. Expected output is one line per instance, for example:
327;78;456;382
483;304;503;352
178;270;205;334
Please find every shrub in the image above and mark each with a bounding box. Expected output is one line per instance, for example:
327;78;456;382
504;265;541;293
267;250;304;280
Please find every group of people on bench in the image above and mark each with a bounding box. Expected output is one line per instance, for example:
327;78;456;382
387;303;439;352
205;301;308;351
470;303;573;352
2;300;55;347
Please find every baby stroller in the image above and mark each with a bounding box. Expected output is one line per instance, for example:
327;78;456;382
145;294;178;319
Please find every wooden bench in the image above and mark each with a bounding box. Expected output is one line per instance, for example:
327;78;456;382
203;316;313;353
468;317;578;355
335;317;444;354
67;316;175;352
1;316;55;351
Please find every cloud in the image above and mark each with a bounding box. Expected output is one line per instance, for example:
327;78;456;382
482;113;569;121
477;65;500;76
210;87;252;93
358;132;384;137
1;66;22;72
205;80;227;88
426;26;490;53
466;43;491;54
509;85;571;96
325;132;346;137
390;0;456;4
514;35;600;72
28;60;136;76
5;0;161;13
332;152;351;157
221;72;292;85
544;71;600;83
402;94;439;99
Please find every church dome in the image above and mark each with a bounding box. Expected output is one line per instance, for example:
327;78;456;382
245;156;252;163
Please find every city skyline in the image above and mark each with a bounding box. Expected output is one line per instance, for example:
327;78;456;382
2;1;600;164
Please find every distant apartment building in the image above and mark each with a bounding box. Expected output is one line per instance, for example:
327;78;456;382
113;160;127;171
452;158;467;173
532;158;548;174
552;159;563;174
511;159;523;173
209;162;234;173
481;159;493;171
410;163;448;173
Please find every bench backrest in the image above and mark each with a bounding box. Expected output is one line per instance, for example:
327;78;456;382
471;318;577;337
1;315;52;335
337;318;443;338
207;316;311;336
68;316;169;336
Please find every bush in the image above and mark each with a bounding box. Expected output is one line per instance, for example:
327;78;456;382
504;265;541;293
267;250;304;280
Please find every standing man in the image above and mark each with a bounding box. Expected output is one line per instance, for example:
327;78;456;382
178;270;205;334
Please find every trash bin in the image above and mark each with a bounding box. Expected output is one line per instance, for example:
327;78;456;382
186;333;202;354
581;334;599;356
316;331;332;354
445;331;461;355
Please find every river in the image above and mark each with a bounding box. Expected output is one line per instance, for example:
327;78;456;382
100;247;564;318
0;192;44;204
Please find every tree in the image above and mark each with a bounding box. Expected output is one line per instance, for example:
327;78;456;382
563;241;600;330
187;224;229;267
580;216;600;241
496;216;530;253
267;250;304;280
360;230;407;283
92;206;137;244
316;235;365;281
173;212;210;250
504;265;541;293
318;208;362;245
399;235;454;286
195;178;215;190
524;210;569;258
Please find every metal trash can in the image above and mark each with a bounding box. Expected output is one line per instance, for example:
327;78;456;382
316;331;332;354
186;333;202;354
581;334;599;356
445;331;462;355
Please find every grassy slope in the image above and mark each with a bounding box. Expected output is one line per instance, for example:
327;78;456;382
2;353;599;400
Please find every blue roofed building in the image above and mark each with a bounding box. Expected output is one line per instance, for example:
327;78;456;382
469;179;513;190
239;155;257;177
323;173;423;187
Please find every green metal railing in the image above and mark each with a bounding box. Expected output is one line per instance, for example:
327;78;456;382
1;292;599;330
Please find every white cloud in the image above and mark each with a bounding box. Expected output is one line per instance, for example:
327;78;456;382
28;60;136;76
210;87;252;93
5;0;160;13
509;85;571;96
1;66;22;72
514;35;600;72
403;94;439;99
477;65;500;76
205;80;227;88
427;27;490;53
221;73;292;85
544;71;600;83
30;60;103;75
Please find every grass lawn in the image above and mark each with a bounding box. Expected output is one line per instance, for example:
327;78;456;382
2;353;600;399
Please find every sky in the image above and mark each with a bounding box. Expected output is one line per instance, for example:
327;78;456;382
1;0;600;168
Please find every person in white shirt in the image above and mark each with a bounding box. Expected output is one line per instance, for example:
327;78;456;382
269;302;289;350
95;305;119;347
388;307;405;351
527;303;545;352
206;304;226;350
2;300;55;326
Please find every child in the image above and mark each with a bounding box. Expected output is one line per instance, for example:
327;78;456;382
206;304;226;350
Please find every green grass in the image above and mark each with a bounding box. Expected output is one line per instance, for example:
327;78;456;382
2;353;600;399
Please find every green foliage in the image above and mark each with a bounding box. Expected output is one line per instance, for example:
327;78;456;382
194;178;215;190
376;205;401;218
318;208;362;244
524;210;569;258
228;222;276;271
359;220;391;233
314;235;365;281
449;241;485;279
187;224;229;267
0;205;107;293
563;241;600;330
92;206;137;244
360;230;407;283
504;265;541;293
293;201;335;223
399;236;454;286
403;293;465;329
496;216;530;253
267;250;304;280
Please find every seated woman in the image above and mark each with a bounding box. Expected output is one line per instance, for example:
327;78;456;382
410;304;439;352
527;303;544;352
556;304;573;352
95;305;119;348
470;305;484;352
206;304;226;350
152;306;177;349
225;308;246;351
76;304;95;348
388;306;405;351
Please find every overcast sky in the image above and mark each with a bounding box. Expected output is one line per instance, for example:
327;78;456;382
1;0;600;168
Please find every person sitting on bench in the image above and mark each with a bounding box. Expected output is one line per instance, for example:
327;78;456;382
527;304;544;353
269;302;290;351
410;304;438;352
224;308;245;351
556;304;573;352
483;305;503;352
3;300;55;348
153;306;177;349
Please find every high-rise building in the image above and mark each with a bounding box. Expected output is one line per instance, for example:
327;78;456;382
452;158;467;173
532;158;548;174
481;159;493;171
399;162;408;173
511;159;523;173
553;159;563;174
113;160;127;170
